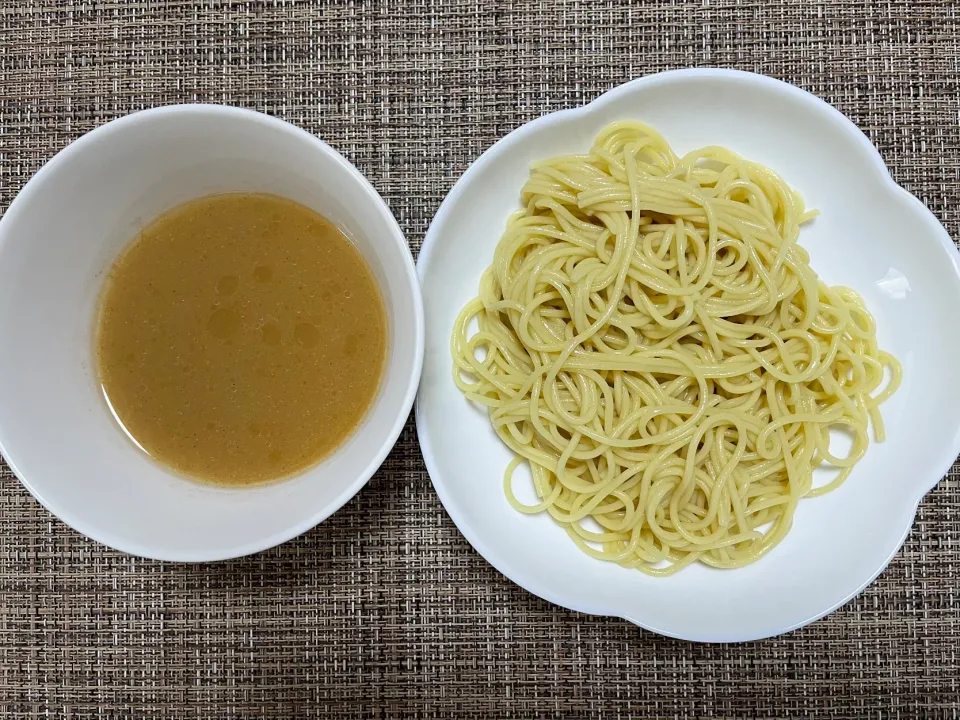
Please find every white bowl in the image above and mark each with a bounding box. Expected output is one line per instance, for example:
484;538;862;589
416;69;960;641
0;105;424;561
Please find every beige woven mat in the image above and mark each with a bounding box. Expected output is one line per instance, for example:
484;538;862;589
2;1;959;718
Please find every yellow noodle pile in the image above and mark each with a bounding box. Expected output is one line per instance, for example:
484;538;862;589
451;121;900;575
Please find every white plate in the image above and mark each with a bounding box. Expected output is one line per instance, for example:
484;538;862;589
416;69;960;642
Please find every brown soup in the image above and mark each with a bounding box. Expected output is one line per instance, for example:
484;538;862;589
96;193;387;485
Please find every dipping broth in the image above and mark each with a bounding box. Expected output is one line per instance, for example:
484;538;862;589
96;193;387;485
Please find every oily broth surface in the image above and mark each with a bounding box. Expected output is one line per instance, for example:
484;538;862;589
96;193;387;485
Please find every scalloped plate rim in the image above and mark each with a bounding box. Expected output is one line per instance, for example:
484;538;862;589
416;68;960;641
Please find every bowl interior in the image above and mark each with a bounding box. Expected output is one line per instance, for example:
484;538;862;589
417;70;960;641
0;105;422;561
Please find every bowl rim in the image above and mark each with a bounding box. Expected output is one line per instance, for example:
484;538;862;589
415;67;960;641
0;103;425;562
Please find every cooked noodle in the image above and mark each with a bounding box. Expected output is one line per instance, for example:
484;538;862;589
451;121;901;575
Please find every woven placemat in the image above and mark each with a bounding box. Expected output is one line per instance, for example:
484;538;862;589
2;1;959;717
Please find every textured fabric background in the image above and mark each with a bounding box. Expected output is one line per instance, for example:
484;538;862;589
1;1;959;718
